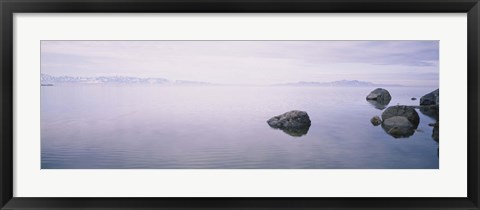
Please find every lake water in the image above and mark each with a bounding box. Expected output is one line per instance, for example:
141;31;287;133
41;86;439;169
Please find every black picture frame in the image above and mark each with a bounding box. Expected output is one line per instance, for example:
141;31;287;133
1;0;479;209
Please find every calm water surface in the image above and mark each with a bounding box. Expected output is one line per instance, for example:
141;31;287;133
41;86;439;169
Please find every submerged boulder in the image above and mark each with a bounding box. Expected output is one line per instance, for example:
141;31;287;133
381;105;420;128
380;105;420;138
267;110;311;137
420;89;439;106
381;116;415;138
366;88;392;106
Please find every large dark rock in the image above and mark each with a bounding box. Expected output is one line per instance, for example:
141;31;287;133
267;110;311;129
420;89;439;141
267;110;311;137
381;116;415;138
380;105;420;138
420;89;439;106
366;88;392;106
419;89;439;121
381;105;420;128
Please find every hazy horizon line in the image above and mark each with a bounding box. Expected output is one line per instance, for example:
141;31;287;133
41;73;439;87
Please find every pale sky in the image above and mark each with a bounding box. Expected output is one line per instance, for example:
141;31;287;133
41;41;439;86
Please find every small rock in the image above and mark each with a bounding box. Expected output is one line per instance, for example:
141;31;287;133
411;97;417;100
370;116;382;126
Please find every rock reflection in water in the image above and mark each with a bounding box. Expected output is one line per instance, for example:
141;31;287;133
278;126;310;137
431;122;439;141
419;105;439;121
367;100;389;110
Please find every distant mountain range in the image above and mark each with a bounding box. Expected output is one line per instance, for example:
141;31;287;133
275;80;403;87
41;74;403;87
40;74;214;86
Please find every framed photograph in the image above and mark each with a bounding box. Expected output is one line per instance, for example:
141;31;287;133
1;0;479;209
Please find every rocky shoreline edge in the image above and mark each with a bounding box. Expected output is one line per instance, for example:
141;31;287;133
367;88;439;140
265;88;439;141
